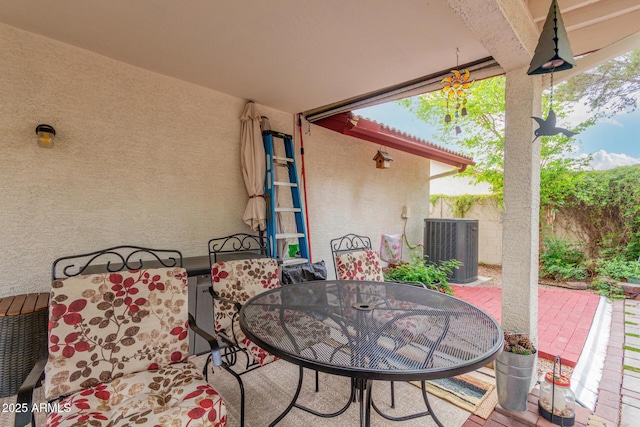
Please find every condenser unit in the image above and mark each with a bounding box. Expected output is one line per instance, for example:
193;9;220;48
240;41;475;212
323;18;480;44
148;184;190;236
423;218;479;284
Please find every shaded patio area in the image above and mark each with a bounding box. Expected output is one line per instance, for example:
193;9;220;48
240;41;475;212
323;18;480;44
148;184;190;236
0;283;632;427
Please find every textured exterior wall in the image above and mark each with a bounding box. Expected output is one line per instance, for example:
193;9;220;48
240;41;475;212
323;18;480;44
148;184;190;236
430;162;492;196
0;25;431;295
429;197;503;265
429;197;593;266
301;123;431;279
502;67;541;340
0;24;288;296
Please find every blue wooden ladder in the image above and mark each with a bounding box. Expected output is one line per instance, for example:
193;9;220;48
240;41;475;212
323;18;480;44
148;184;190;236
263;130;309;266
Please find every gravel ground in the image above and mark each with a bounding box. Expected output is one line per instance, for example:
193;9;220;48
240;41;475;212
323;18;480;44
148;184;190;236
478;264;503;287
537;356;573;380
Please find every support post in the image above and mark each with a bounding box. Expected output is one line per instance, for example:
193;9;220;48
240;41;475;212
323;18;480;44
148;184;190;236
502;67;542;346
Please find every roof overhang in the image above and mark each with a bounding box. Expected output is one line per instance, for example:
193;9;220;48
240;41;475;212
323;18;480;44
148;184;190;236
1;2;637;116
315;113;475;169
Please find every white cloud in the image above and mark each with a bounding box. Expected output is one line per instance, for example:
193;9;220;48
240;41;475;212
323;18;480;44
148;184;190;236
600;117;624;127
590;150;640;170
564;102;593;127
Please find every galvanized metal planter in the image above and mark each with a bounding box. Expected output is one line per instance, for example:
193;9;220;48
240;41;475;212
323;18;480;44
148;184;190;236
495;350;536;412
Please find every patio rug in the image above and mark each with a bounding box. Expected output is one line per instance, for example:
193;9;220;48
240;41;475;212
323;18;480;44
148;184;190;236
411;366;498;419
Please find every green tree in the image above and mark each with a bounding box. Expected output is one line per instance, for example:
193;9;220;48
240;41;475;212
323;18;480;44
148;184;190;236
400;51;640;261
398;76;591;212
555;49;640;118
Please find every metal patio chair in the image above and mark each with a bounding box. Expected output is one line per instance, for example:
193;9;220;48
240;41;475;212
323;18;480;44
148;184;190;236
330;233;385;281
204;233;274;427
205;233;326;427
15;245;227;427
329;233;431;409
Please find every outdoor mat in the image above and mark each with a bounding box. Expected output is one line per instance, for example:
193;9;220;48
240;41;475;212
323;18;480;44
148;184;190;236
411;366;498;419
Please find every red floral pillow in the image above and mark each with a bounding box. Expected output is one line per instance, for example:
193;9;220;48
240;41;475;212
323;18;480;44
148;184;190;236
335;250;384;281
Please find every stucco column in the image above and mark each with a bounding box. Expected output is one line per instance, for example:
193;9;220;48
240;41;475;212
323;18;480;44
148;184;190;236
502;67;542;343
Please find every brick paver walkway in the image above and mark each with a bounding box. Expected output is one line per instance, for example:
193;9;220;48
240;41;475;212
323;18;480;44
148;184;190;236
452;285;600;366
620;299;640;427
461;295;639;427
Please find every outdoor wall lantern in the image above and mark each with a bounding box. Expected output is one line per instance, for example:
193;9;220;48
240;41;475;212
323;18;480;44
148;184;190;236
373;150;393;169
35;124;56;148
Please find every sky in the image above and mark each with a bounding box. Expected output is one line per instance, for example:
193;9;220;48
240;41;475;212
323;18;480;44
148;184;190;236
355;99;640;170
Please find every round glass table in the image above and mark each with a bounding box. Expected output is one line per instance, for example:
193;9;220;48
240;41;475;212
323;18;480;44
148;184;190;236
240;280;503;426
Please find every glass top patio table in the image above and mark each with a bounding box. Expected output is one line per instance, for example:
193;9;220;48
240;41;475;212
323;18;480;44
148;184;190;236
240;280;503;381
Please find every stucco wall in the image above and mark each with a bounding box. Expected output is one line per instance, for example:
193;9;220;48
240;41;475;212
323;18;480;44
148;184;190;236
428;195;588;266
302;125;431;277
0;25;431;296
430;162;492;195
429;197;503;265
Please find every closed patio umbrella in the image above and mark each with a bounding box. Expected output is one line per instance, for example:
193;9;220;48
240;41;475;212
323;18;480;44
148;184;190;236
240;102;266;231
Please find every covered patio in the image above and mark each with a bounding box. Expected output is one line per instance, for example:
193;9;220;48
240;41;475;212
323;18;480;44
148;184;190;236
2;1;640;426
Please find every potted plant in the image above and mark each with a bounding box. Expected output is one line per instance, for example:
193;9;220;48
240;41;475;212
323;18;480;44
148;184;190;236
495;331;537;412
383;251;461;295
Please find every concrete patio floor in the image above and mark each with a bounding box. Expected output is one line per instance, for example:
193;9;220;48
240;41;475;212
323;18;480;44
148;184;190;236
3;282;634;427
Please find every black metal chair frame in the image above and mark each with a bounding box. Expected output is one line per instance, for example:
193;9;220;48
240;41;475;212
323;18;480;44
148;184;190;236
51;245;184;279
329;233;375;279
15;245;223;427
206;233;322;426
329;233;422;409
205;233;271;427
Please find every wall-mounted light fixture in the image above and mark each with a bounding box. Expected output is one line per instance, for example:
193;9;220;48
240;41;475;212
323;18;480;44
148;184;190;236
35;124;56;148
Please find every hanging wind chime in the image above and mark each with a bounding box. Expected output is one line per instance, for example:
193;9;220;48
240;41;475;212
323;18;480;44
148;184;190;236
441;48;474;135
528;0;578;143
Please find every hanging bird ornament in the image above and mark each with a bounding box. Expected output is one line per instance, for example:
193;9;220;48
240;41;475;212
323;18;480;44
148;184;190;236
441;48;474;134
531;108;576;143
530;69;577;143
528;0;578;143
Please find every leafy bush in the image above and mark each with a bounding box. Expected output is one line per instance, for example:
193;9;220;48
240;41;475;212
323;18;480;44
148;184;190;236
540;237;589;281
591;276;625;299
384;252;461;295
595;258;640;281
559;165;640;259
543;265;589;281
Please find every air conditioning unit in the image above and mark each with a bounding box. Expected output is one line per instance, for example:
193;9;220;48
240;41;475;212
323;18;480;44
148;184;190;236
423;218;479;284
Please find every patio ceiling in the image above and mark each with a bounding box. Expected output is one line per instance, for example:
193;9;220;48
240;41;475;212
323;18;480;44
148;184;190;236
1;1;639;116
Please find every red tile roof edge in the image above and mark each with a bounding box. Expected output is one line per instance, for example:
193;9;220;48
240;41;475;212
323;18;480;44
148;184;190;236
314;112;475;169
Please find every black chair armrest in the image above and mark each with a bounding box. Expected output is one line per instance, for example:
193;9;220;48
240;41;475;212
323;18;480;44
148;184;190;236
208;287;242;312
14;350;47;427
188;313;222;367
215;331;237;348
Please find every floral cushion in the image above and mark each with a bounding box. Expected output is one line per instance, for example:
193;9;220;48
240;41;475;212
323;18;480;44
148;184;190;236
45;268;191;401
211;258;280;366
335;250;384;281
46;362;226;427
